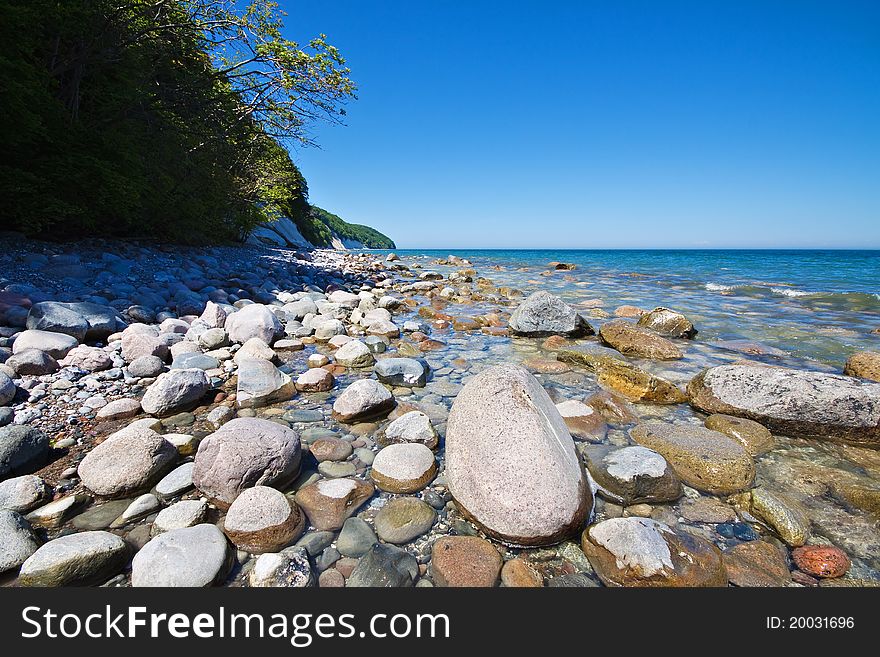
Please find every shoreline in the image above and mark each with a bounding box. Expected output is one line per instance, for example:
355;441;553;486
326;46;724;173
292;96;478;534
1;235;879;587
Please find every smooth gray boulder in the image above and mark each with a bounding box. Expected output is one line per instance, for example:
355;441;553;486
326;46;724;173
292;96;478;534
374;358;429;387
0;425;49;479
0;510;40;572
77;423;177;497
225;304;283;345
6;349;58;376
445;364;592;546
27;301;120;342
688;364;880;446
331;378;395;423
192;418;301;508
0;474;50;513
383;411;439;450
132;524;232;587
140;368;210;416
235;358;296;408
128;355;165;378
18;530;129;586
508;291;593;338
151;499;208;535
171;352;219;371
12;330;78;359
0;371;15;406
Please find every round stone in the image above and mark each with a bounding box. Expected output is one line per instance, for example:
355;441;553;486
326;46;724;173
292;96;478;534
334;340;374;368
77;423;177;497
294;478;374;531
331;378;395;423
310;437;353;462
295;368;334;392
374;497;437;544
582;445;681;505
792;545;850;578
0;475;50;513
431;536;502;587
223;486;305;553
336;517;377;557
383;411;439;450
192;418;302;508
151;499;209;535
370;443;437;493
500;558;544;587
132;524;232;587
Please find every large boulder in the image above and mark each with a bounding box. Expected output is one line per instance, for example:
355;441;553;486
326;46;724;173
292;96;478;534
629;422;755;495
636;307;697;338
27;301;120;342
132;524;233;587
508;291;593;338
58;345;113;372
235;358;297;408
582;518;727;587
192;418;302;508
225;304;283;345
445;364;592;546
12;330;78;359
77;423;177;497
0;425;49;479
18;531;129;586
140;368;210;416
6;349;58;376
687;364;880;447
332;379;396;423
598;320;683;360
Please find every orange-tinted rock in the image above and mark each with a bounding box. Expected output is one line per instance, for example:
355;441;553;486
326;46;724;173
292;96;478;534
431;536;502;587
722;540;791;587
792;545;850;579
500;558;544;587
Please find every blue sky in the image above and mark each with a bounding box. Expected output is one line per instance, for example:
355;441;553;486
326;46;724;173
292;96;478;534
284;1;880;249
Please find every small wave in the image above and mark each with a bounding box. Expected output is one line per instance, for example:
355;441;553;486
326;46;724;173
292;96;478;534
770;287;815;298
705;282;734;292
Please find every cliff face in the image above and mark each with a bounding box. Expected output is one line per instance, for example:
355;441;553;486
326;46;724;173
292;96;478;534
246;206;395;250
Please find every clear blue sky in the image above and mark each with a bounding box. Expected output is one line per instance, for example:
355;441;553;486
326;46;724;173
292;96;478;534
284;1;880;249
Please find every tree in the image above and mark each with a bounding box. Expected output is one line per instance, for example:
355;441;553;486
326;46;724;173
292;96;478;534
0;0;356;243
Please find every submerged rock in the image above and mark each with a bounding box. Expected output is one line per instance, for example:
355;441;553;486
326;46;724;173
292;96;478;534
630;422;755;495
704;413;774;455
431;536;502;587
636;307;697;338
582;517;727;587
688;364;880;446
508;291;593;338
558;347;686;404
582;445;681;505
722;540;791;587
346;543;419;587
445;364;591;546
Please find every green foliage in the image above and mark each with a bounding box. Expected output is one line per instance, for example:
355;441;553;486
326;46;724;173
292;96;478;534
0;0;355;243
307;206;396;249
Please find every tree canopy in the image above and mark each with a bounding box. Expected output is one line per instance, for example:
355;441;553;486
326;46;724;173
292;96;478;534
0;0;356;243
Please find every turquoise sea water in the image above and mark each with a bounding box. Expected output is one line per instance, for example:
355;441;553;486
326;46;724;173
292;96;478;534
374;249;880;368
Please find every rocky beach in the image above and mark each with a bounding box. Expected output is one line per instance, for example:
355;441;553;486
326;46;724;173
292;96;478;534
1;237;879;588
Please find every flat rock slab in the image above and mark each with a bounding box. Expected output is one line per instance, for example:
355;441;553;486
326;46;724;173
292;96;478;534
132;524;232;587
599;320;684;360
688;364;880;446
582;517;727;587
18;530;129;586
630;422;755;495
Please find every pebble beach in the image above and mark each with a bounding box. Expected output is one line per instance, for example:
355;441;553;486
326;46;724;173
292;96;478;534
1;237;879;588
